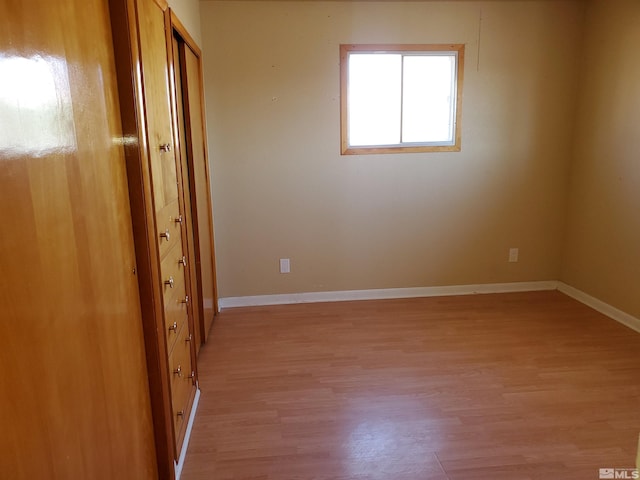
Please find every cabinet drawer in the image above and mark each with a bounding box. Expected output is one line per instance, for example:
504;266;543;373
168;321;195;446
159;244;189;301
156;199;183;261
172;373;195;453
163;280;187;354
168;320;194;402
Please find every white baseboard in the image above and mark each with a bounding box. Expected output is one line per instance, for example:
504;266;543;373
175;388;200;480
218;281;640;335
557;282;640;334
218;280;559;309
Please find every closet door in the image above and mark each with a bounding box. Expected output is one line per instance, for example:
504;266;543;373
170;13;219;347
181;44;218;342
172;34;203;354
0;0;157;477
136;0;197;456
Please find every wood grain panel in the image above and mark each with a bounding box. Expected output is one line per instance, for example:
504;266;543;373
181;44;218;341
181;291;640;480
0;0;157;478
109;0;177;476
136;0;198;462
171;33;203;354
137;0;178;212
156;198;183;260
168;321;197;452
162;277;188;353
160;243;188;300
170;10;219;348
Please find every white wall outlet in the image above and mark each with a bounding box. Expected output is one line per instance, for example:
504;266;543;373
279;258;290;273
509;248;519;263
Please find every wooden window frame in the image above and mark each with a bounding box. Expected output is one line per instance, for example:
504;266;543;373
340;44;465;155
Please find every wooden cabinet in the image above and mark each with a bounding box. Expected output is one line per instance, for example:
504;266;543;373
110;0;207;477
135;0;198;459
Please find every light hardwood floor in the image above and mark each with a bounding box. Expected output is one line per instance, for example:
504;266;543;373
181;291;640;480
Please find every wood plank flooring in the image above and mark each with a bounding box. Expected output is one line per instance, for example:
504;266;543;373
181;291;640;480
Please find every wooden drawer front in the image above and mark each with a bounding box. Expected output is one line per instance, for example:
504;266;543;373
163;279;187;354
168;320;193;405
159;244;188;302
172;373;195;453
156;199;183;261
168;322;195;447
173;378;195;453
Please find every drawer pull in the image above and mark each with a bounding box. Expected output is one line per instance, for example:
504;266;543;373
159;229;170;242
188;371;196;380
177;410;185;417
185;334;192;343
174;214;183;224
173;365;182;377
165;276;174;288
181;295;189;305
169;321;178;332
160;143;172;152
179;256;187;267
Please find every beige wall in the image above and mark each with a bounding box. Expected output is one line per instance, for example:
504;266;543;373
167;0;202;46
200;0;584;298
561;0;640;318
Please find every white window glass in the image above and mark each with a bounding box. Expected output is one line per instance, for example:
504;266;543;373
401;54;455;144
348;54;401;146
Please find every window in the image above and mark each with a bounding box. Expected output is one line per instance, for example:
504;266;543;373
340;44;464;155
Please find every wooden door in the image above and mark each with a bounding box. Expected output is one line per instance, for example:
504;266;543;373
136;0;197;456
170;13;219;346
181;44;219;342
0;0;157;478
172;34;203;354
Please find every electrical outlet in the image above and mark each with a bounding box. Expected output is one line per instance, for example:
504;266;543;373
509;248;519;263
279;258;290;274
